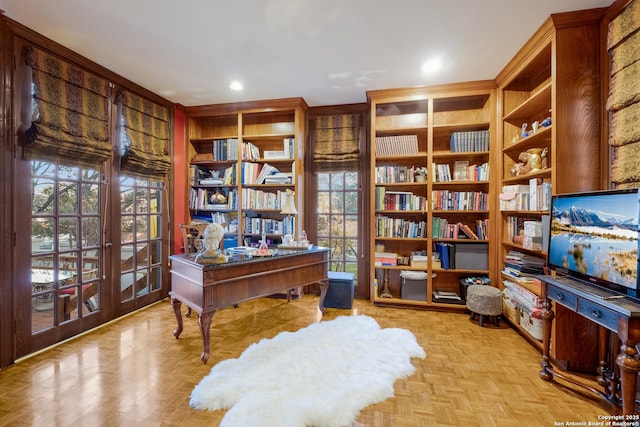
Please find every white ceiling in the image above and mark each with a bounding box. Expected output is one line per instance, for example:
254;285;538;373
0;0;614;107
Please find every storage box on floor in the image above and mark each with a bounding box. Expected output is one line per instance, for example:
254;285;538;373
502;280;543;341
400;270;427;301
324;271;355;309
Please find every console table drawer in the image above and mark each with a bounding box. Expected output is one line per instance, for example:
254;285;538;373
547;284;577;309
577;299;619;331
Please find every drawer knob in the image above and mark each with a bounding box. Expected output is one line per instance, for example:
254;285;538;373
591;309;602;319
557;293;565;301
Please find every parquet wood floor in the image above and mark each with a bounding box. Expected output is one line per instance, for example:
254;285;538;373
0;296;613;426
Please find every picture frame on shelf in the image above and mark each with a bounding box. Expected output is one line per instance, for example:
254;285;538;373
453;161;469;181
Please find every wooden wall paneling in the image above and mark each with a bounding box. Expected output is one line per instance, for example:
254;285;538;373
0;13;16;369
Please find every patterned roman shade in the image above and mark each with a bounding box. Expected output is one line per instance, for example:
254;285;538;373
21;46;112;167
312;113;361;171
118;90;171;178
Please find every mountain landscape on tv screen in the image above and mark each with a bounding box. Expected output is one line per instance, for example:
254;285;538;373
552;205;638;233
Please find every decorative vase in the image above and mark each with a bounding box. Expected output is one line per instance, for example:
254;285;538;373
526;148;544;171
415;175;426;183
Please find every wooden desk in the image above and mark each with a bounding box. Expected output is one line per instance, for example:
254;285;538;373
538;275;640;415
169;246;330;363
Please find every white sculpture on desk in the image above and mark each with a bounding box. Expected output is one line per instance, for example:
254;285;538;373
194;223;227;264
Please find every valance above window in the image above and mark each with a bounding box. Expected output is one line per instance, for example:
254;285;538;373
20;46;112;167
312;113;361;171
118;91;171;178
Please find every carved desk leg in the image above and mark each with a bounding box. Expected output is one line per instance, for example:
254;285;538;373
539;297;555;381
198;310;215;364
170;295;184;339
318;277;328;315
596;327;615;399
616;318;640;415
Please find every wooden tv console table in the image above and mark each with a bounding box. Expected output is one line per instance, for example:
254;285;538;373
538;275;640;415
169;247;330;363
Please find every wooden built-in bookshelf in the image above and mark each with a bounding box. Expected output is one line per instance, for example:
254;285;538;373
367;82;497;311
183;98;308;248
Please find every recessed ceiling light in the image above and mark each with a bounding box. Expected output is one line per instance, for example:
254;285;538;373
421;58;442;74
229;81;244;91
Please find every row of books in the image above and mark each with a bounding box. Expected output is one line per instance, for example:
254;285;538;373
374;135;419;157
374;215;428;238
240;188;289;210
433;161;489;182
375;188;428;211
505;216;539;245
502;250;545;284
449;130;490;153
244;216;295;236
374;165;422;184
241;162;293;184
374;251;398;266
211;138;239;161
500;179;551;211
210;212;239;234
431;190;488;211
242;138;295;160
190;188;238;210
432;219;483;240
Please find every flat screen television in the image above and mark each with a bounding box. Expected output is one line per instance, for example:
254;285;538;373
547;188;640;300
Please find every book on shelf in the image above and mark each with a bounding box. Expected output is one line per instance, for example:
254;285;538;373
374;251;398;266
433;163;452;182
256;163;279;184
264;150;286;159
433;242;454;269
433;289;461;300
199;177;224;185
449;130;489;153
458;222;479;239
283;137;295;159
374;135;419;156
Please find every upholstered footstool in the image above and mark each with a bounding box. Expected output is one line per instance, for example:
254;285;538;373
466;285;502;327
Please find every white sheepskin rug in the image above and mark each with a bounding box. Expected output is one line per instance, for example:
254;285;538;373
190;314;426;427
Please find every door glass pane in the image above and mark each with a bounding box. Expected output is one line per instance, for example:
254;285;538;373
32;217;54;254
136;188;149;213
58;217;79;250
121;216;134;243
82;183;100;214
32;180;55;215
58;181;78;214
136;216;149;241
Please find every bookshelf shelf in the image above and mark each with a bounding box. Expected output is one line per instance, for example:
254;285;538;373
368;82;496;309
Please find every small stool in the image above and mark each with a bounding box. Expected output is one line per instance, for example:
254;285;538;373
466;285;502;327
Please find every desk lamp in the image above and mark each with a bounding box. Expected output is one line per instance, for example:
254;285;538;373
280;190;298;237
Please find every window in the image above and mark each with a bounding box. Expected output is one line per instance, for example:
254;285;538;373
316;172;359;278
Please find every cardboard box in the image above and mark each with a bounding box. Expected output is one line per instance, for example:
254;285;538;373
411;255;428;269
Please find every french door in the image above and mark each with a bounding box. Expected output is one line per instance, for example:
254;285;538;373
16;158;169;357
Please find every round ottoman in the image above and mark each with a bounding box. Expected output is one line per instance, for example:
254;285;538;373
466;285;502;327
